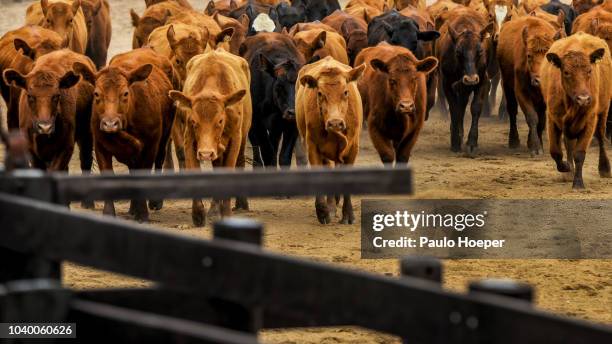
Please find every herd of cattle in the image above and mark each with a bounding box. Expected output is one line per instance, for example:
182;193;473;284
0;0;611;225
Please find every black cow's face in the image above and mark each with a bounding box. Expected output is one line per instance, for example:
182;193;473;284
377;16;440;55
259;54;300;121
276;2;306;29
449;23;494;86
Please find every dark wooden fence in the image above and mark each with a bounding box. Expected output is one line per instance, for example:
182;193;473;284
0;131;611;344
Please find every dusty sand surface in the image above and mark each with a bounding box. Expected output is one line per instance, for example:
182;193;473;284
1;0;610;343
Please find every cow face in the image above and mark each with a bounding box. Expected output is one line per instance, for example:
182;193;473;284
40;0;81;45
259;55;301;121
370;54;438;116
341;23;368;66
276;2;306;30
78;64;152;133
3;68;80;134
382;19;440;54
299;64;365;133
546;48;606;107
590;19;612;52
169;89;246;162
166;25;208;81
303;0;333;22
80;0;102;33
13;38;63;62
131;9;170;48
294;30;327;63
449;22;495;86
522;27;561;87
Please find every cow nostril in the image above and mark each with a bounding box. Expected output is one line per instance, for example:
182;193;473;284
37;122;53;133
284;109;296;120
197;150;216;161
326;119;345;131
576;95;592;106
531;78;541;87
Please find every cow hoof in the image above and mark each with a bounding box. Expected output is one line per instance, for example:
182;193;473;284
81;200;95;209
316;209;331;224
572;181;585;190
149;199;164;210
339;215;354;224
557;161;571;173
192;211;205;227
508;139;520;149
234;197;250;210
134;214;149;223
465;146;477;157
599;169;611;178
450;145;462;153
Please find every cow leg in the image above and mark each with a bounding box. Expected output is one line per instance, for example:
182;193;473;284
234;136;250;211
425;73;437;121
466;85;488;156
515;91;542;156
435;75;449;118
96;145;116;217
306;137;331;224
279;121;299;168
487;73;500;117
339;147;358;225
185;127;205;226
395;130;419;165
368;124;395;164
249;120;274;167
548;116;570;173
480;79;492;117
77;129;95;209
294;138;308;166
571;122;596;189
149;108;175;211
445;83;468;152
607;105;611;142
596;112;611;178
269;119;284;168
173;112;187;169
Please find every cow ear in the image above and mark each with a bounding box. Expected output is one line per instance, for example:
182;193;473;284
300;74;318;88
59;70;81;89
383;3;389;12
93;0;102;15
556;8;565;30
546;52;562;68
3;69;27;90
416;56;438;74
72;0;81;15
281;27;289;35
590;48;605;63
41;0;49;16
205;0;215;15
73;61;97;85
167;25;178;51
313;31;326;50
370;58;388;73
128;64;153;84
448;25;459;41
14;39;36;61
230;0;238;11
163;9;172;22
224;89;246;106
340;21;351;38
144;0;152;7
200;27;210;47
258;53;275;76
553;28;565;40
417;30;441;41
521;26;528;46
130;9;140;27
61;36;70;48
169;90;192;108
238;42;248;56
480;22;495;39
235;14;248;28
216;27;235;45
347;63;366;83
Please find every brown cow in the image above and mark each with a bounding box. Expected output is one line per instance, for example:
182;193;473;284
205;0;244;16
145;0;193;8
25;0;88;54
292;27;349;64
322;10;368;65
344;0;383;23
573;0;604;15
3;49;95;199
169;48;252;226
81;0;111;69
522;0;548;12
295;56;365;224
541;32;612;188
130;1;184;48
212;12;250;55
0;26;64;130
356;43;437;164
497;15;565;155
73;48;175;221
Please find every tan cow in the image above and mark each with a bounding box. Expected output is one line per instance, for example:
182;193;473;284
540;32;612;188
295;56;365;224
25;0;88;54
130;0;184;48
169;48;252;226
292;27;349;64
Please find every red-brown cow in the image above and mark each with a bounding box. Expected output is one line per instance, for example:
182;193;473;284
81;0;111;69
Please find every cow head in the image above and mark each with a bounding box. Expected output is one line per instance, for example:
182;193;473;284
213;13;249;55
379;18;440;54
40;0;81;46
448;22;495;86
303;0;333;22
13;38;63;61
169;89;246;161
370;54;438;116
294;30;327;63
259;54;301;121
572;0;603;15
341;22;368;66
131;8;171;48
590;18;612;52
3;67;81;134
522;26;563;87
276;2;306;30
546;48;606;107
299;63;365;133
81;0;102;33
75;63;152;133
166;25;208;81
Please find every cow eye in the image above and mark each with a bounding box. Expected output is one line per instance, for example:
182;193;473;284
343;90;349;97
563;71;570;77
176;59;182;66
123;91;129;97
317;91;323;98
94;91;100;98
52;95;60;102
27;95;35;103
389;79;397;86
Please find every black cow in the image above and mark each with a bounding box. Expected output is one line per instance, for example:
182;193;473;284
240;32;305;168
291;0;340;22
276;2;307;30
436;13;496;154
229;1;281;35
540;0;576;35
367;11;440;55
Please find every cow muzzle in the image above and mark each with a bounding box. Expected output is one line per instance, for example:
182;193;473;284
575;94;592;107
197;149;217;162
530;76;541;88
462;74;480;86
396;101;416;115
283;109;296;121
100;117;122;133
34;120;54;135
325;118;346;132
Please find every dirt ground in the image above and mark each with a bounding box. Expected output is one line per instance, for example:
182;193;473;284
1;0;611;343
